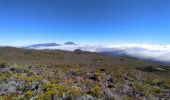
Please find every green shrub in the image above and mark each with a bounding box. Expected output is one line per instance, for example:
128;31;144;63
88;85;103;98
150;87;162;93
0;61;9;68
66;87;83;98
22;91;33;99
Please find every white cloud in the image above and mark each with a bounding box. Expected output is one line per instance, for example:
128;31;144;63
29;44;170;63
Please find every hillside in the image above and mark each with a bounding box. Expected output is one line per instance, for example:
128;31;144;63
0;47;169;100
0;47;164;66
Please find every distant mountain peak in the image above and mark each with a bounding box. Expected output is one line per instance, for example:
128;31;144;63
27;43;61;48
64;42;76;45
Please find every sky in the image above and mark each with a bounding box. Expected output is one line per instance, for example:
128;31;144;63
0;0;170;46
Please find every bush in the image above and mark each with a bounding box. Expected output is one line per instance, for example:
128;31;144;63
134;83;146;92
23;91;33;99
88;85;103;98
150;87;162;93
66;87;83;99
43;84;65;97
0;61;9;68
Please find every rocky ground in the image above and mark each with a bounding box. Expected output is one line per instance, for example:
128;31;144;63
0;61;170;100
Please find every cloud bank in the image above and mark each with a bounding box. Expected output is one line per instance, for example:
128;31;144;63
29;44;170;63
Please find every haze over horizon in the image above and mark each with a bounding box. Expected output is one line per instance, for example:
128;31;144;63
0;0;170;46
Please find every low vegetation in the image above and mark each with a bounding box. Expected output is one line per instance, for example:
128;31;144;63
0;47;169;100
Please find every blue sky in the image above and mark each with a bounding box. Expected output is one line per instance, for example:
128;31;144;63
0;0;170;46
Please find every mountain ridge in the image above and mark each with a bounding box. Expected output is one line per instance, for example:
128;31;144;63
26;42;76;48
26;43;61;48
